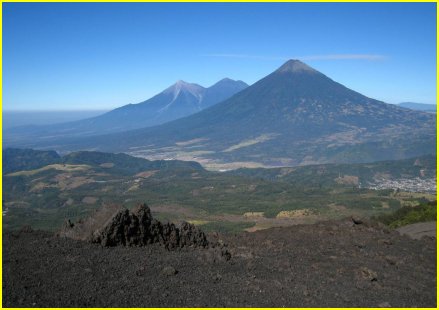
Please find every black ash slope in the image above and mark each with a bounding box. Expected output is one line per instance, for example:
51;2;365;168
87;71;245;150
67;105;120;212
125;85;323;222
3;219;436;307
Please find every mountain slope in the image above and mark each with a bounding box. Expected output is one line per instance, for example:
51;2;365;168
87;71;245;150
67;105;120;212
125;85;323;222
7;60;436;168
2;148;203;176
398;102;436;112
4;78;248;141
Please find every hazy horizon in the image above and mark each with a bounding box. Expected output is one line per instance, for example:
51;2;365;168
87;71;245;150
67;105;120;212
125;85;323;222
3;110;109;129
4;100;437;114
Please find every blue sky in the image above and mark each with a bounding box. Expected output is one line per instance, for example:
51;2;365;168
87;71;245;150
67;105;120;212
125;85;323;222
3;2;437;111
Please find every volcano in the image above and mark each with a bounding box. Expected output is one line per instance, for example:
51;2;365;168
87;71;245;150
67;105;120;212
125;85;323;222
4;78;248;140
8;60;436;167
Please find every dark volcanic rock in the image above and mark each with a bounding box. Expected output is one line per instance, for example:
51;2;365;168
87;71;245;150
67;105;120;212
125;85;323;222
3;218;436;307
62;203;209;249
178;221;209;248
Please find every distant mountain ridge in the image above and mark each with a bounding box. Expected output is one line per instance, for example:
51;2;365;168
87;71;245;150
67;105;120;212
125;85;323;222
3;148;203;175
5;60;436;169
109;78;248;129
4;78;248;141
397;102;436;112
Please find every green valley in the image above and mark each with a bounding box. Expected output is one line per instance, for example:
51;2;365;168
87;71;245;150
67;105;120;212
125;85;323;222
3;149;435;232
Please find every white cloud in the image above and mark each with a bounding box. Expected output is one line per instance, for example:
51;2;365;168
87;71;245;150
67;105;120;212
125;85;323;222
202;53;386;61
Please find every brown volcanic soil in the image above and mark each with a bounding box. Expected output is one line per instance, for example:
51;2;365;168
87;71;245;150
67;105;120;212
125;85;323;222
3;219;437;307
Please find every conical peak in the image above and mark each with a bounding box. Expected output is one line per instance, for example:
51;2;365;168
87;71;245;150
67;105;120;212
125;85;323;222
164;80;204;93
165;80;189;90
175;80;190;86
276;59;317;74
174;80;197;89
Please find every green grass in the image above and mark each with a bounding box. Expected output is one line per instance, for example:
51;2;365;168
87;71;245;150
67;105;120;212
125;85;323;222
373;201;437;229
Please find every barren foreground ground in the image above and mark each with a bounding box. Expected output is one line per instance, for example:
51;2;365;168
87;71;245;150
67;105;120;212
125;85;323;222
3;219;436;307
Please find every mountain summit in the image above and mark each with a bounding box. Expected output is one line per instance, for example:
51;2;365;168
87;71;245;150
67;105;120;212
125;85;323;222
163;80;204;102
6;60;435;168
93;77;248;128
159;80;205;113
276;59;318;74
